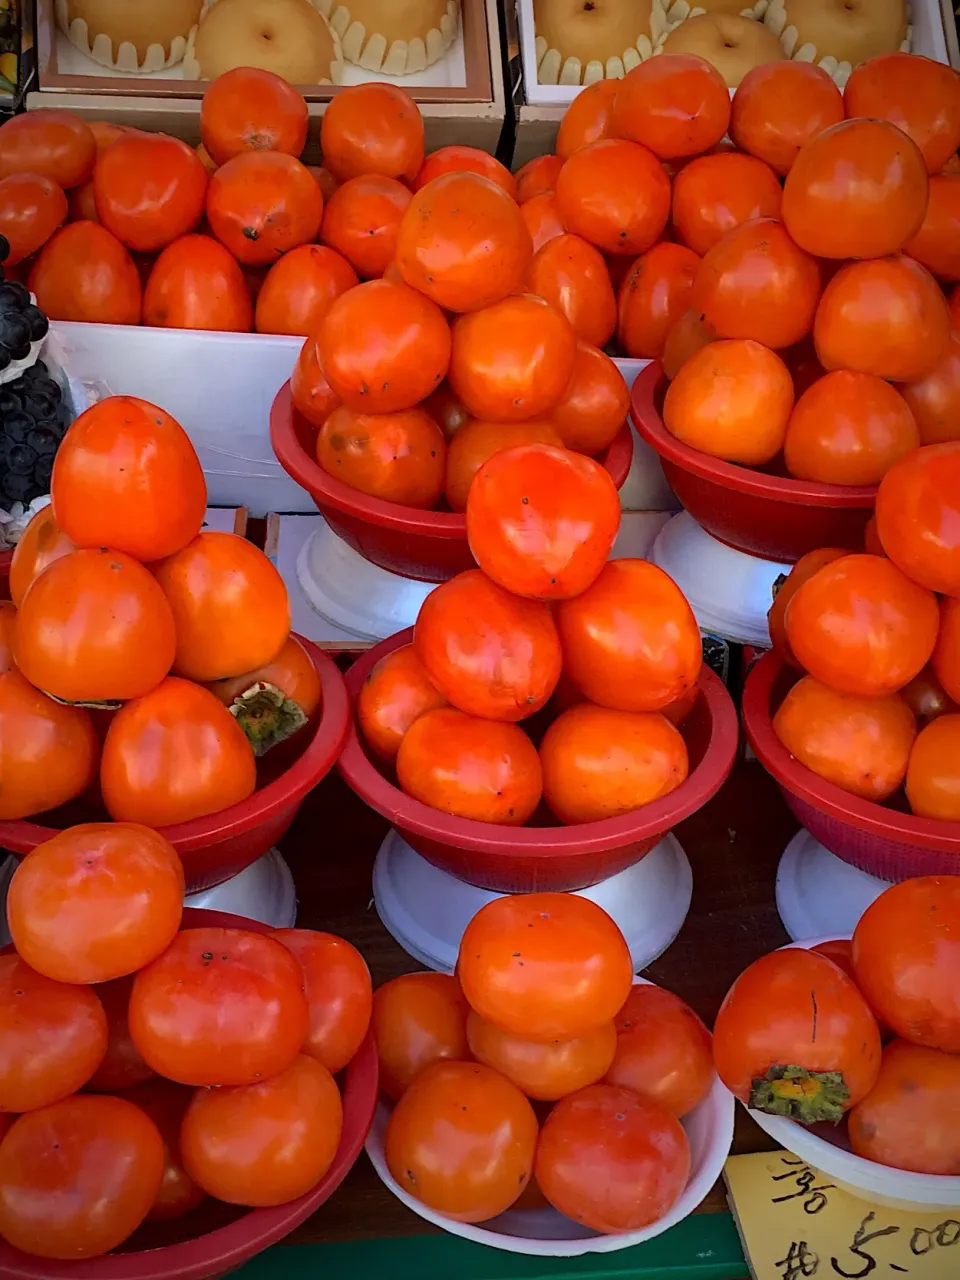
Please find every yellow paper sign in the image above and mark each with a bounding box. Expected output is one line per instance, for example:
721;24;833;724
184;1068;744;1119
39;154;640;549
724;1150;960;1280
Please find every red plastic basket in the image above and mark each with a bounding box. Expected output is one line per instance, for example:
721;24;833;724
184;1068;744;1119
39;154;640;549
743;651;960;881
630;362;875;564
0;550;10;599
0;637;351;894
338;628;739;893
0;907;378;1280
270;381;635;583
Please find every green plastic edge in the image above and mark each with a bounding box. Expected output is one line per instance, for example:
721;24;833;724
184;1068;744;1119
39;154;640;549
234;1212;745;1279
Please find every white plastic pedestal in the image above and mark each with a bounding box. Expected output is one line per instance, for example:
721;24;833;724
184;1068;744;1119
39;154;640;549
372;828;693;973
776;830;890;942
652;511;789;648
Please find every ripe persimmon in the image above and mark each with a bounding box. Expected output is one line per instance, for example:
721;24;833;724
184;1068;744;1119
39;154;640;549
319;175;411;280
514;154;564;203
0;109;96;188
876;443;960;597
423;382;470;441
206;152;323;266
606;985;714;1120
290;336;340;429
554;139;670;256
730;61;843;177
613;54;730;159
934;597;960;705
316;405;445;508
0;602;14;674
905;714;960;821
143;234;253;332
415;146;516;198
903;175;960;281
672;153;782;257
843;53;960;175
205;634;321;756
9;504;74;607
526;233;616;347
319;82;424;184
254;243;358;336
520;192;566;253
551;343;630;455
444;419;562;513
0;173;67;265
0;670;98;819
199;67;308;167
661;308;719;379
617;243;700;361
29;221;141;325
556;79;619;159
94;132;207;253
357;643;447;761
900;663;957;727
767;548;848;668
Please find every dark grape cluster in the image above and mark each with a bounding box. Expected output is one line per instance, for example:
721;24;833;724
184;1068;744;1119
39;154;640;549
0;234;47;373
0;362;71;508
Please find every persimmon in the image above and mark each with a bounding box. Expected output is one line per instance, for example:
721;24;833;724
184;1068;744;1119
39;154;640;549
29;221;141;325
551;343;629;454
444;418;562;512
617;242;700;360
254;243;358;336
785;553;939;697
520;192;566;253
525;233;616;347
0;602;14;673
199;66;309;166
152;531;290;683
613;54;730;159
467;1012;617;1102
86;975;157;1093
52;395;206;562
0;671;98;819
319;175;411;279
88;121;130;154
661;307;719;379
849;1040;960;1174
782;119;928;259
784;372;919;485
951;285;960;328
0;173;67;265
730;61;843;176
204;634;321;756
101;677;256;826
372;973;469;1102
876;443;960;598
672;153;782;257
449;294;576;422
308;164;339;203
320;82;424;184
316;405;445;508
903;175;960;280
8;504;74;607
556;79;618;159
269;930;371;1076
290;335;340;428
143;234;253;332
14;549;176;704
900;333;960;444
905;714;960;821
843;53;960;175
934;597;960;705
606;985;714;1120
515;154;564;202
767;548;847;668
466;444;621;600
357;643;447;761
94;132;207;253
900;663;957;726
0;109;96;188
814;256;951;383
124;1079;205;1222
206;152;323;266
415;145;516;198
423;382;470;440
664;339;794;465
554;139;670;256
67;176;98;224
414;570;561;721
395;171;532;312
556;559;702;712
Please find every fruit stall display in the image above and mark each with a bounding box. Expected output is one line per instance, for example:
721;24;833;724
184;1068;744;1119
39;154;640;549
0;31;959;1280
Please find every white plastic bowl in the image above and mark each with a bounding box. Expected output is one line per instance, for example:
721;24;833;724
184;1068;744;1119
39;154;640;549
776;831;889;943
365;976;735;1256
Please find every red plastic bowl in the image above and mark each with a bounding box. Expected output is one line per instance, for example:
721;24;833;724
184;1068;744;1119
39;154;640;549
338;628;739;893
0;906;378;1280
743;651;960;881
270;380;635;583
0;549;10;598
630;363;875;564
0;637;351;894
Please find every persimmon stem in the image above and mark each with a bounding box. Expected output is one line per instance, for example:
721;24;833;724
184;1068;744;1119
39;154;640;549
750;1064;850;1125
229;681;307;756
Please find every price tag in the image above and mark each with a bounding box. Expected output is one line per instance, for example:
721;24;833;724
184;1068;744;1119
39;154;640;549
724;1151;960;1280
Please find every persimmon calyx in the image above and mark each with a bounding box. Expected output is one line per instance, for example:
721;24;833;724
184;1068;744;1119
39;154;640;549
228;681;307;756
749;1065;850;1125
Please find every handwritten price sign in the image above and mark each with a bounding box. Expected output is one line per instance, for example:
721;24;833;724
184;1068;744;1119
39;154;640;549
724;1152;960;1280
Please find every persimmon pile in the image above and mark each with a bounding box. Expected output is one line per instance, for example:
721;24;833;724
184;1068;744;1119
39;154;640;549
0;820;372;1260
1;393;321;831
375;893;716;1231
715;876;960;1177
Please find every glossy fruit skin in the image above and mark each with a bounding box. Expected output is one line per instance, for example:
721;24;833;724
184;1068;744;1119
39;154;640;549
100;677;257;826
662;307;719;379
537;1084;690;1232
552;344;629;455
255;242;358;336
121;1079;205;1222
467;1012;616;1102
416;145;516;193
673;153;782;257
713;949;882;1119
876;443;960;596
903;175;960;281
8;505;75;608
466;443;621;601
849;1040;960;1175
319;174;411;280
613;54;730;159
900;662;957;727
86;974;156;1092
14;548;176;703
320;82;424;184
397;706;542;825
0;1095;164;1260
853;877;960;1053
449;293;576;422
52;394;207;561
784;371;919;485
785;554;939;698
144;233;253;331
730;61;844;176
94;132;207;253
458;893;633;1042
768;548;847;668
130;927;309;1086
0;671;98;819
181;1054;342;1207
843;53;960;174
372;973;469;1102
617;242;700;360
317;405;446;508
782;119;929;259
520;192;565;253
357;643;447;761
906;714;960;821
554;139;671;256
515;154;564;203
557;79;619;158
0;172;67;265
270;929;371;1074
29;220;141;324
318;279;451;414
0;109;96;188
444;419;563;512
396;171;532;313
0;955;107;1113
413;569;562;721
7;823;184;984
200;66;309;166
206;152;323;266
152;530;290;682
900;332;960;444
206;633;321;719
525;233;616;347
385;1060;538;1223
935;597;960;705
606;985;714;1119
664;339;795;466
773;676;917;803
424;382;470;440
291;335;340;428
814;256;951;383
